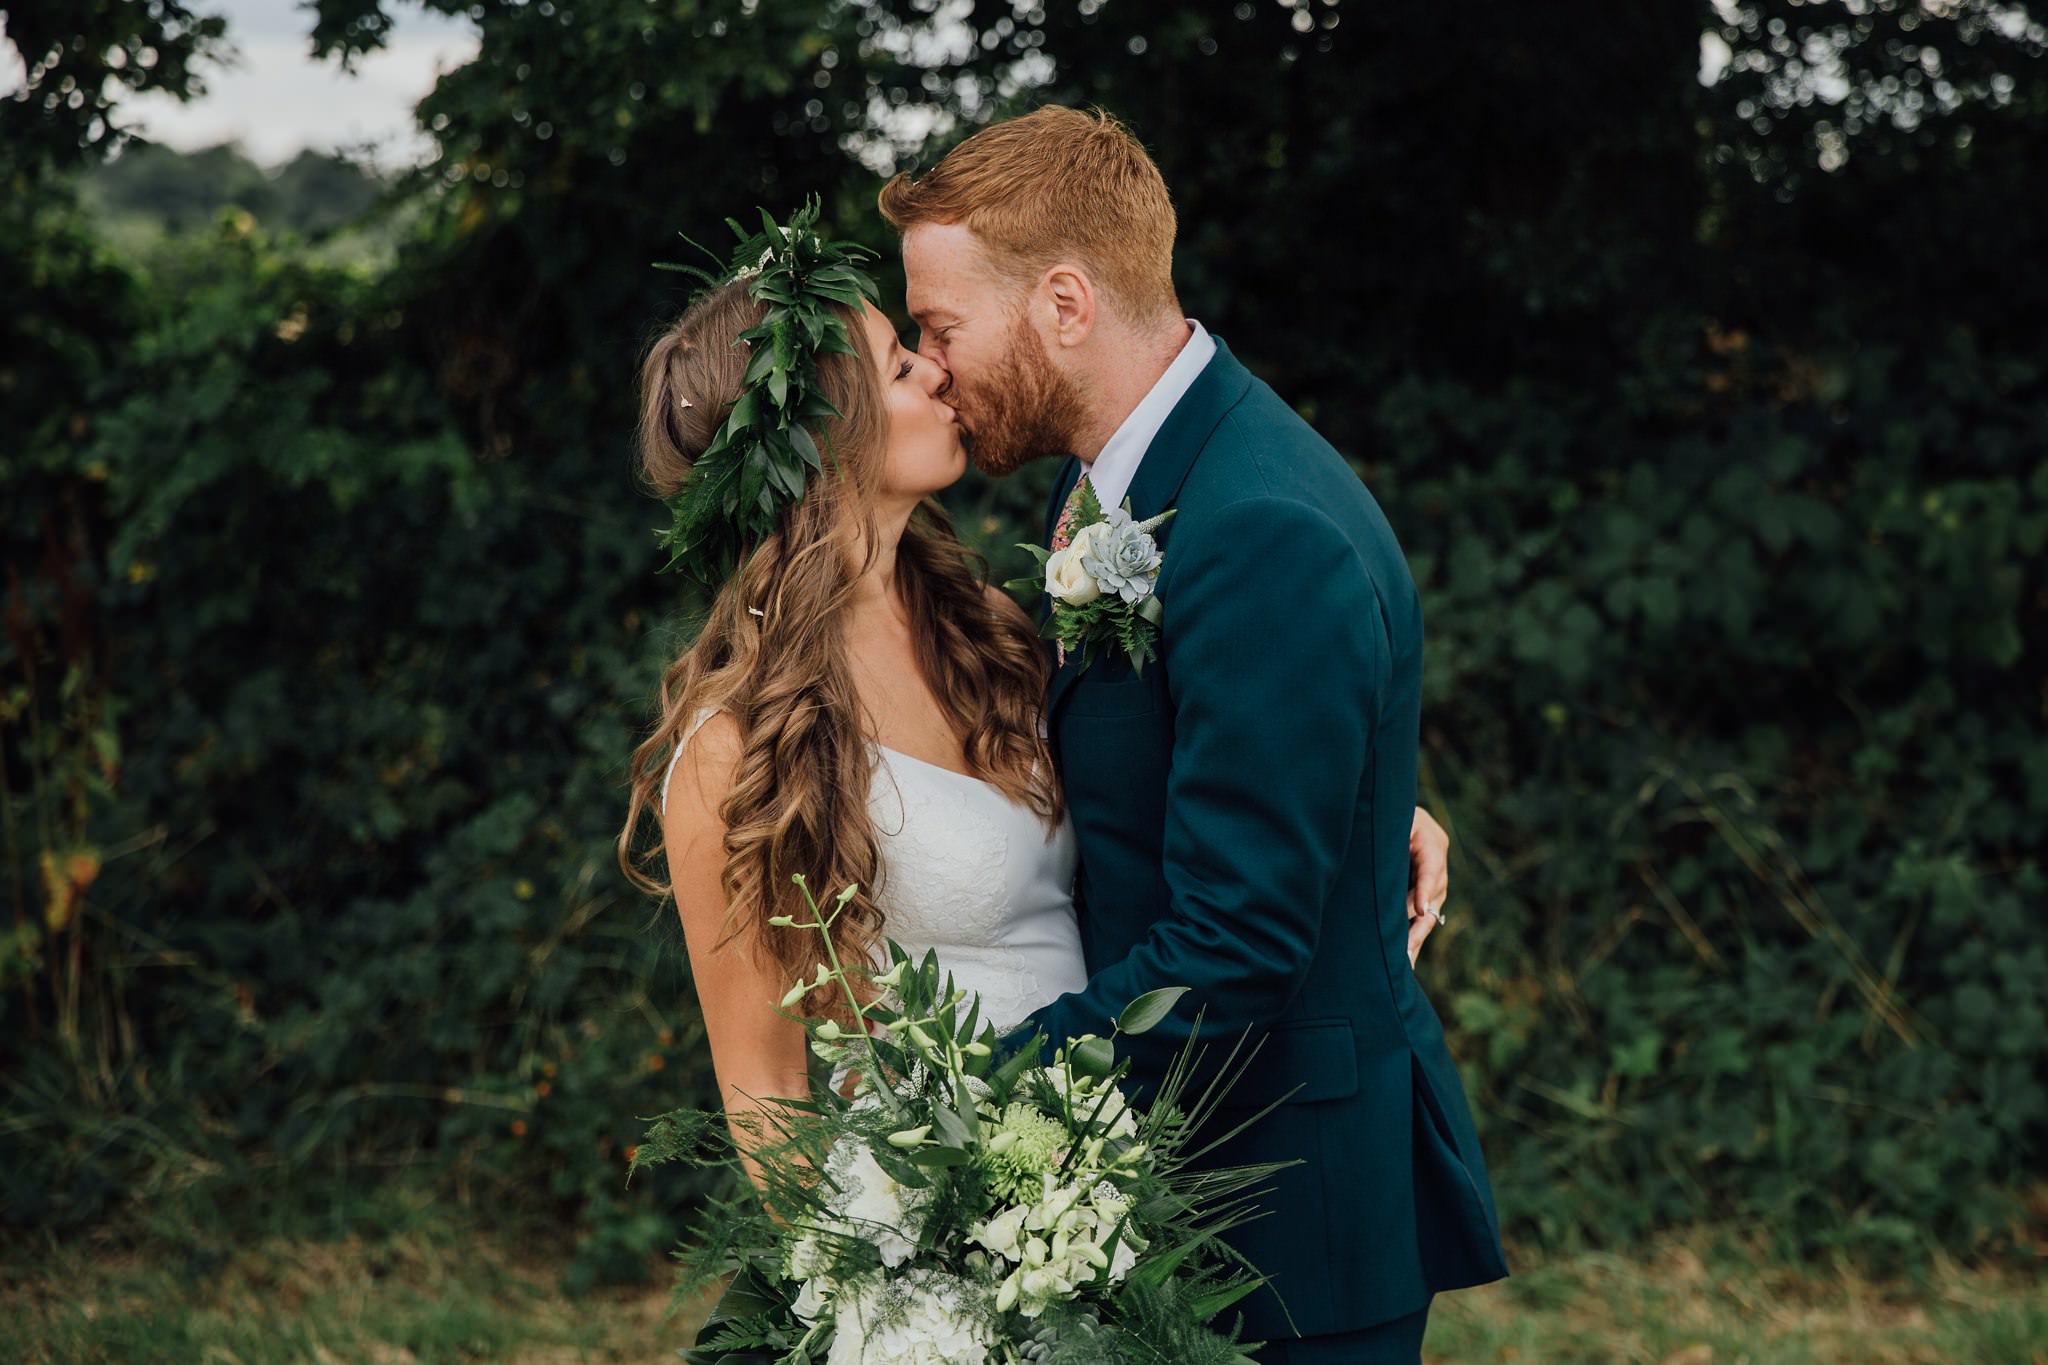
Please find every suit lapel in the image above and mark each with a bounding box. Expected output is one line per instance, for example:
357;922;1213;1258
1045;638;1085;718
1045;337;1253;722
1122;336;1252;520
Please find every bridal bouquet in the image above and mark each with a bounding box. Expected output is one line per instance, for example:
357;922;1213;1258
633;877;1290;1365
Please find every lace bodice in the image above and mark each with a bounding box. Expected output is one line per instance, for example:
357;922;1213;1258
662;710;1085;1029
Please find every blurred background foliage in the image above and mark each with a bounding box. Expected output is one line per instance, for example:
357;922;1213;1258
4;0;2044;1290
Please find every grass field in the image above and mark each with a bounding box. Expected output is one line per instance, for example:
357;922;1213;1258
5;1195;2041;1364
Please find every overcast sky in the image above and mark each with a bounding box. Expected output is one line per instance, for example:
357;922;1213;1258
2;0;479;169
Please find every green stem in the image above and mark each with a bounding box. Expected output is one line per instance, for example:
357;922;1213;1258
792;876;907;1121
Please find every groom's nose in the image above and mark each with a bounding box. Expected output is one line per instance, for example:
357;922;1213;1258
911;349;952;396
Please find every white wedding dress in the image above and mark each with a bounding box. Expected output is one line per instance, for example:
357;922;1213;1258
662;709;1087;1030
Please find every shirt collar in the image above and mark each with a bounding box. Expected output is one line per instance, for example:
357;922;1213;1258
1080;319;1215;514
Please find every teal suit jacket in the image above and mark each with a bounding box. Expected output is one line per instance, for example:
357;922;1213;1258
1019;337;1508;1339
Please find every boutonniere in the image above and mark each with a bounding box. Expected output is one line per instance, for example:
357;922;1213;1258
1007;480;1176;675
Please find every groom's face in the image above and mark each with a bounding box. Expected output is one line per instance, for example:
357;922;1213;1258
903;224;1086;477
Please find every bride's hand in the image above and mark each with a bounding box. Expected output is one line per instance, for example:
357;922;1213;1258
1406;806;1451;967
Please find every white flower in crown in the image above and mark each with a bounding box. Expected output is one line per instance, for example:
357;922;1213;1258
733;224;807;280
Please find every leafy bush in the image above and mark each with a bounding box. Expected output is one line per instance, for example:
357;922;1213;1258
1;207;715;1284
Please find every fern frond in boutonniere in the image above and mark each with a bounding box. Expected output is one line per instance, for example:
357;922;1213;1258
1007;482;1176;676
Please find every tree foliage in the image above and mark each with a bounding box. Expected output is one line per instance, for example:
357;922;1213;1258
0;0;228;181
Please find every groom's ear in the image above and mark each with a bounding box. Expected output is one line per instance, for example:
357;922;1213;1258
1042;265;1096;348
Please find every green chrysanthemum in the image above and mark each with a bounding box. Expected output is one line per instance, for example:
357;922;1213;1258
980;1104;1068;1203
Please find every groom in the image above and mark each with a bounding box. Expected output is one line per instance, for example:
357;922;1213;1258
882;106;1508;1361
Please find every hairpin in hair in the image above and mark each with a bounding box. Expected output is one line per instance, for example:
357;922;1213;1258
747;607;765;618
676;393;694;410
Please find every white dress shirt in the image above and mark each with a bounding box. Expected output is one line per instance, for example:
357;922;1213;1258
1080;318;1216;513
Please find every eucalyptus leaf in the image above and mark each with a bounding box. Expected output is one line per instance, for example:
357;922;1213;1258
907;1145;974;1169
1118;987;1189;1036
1069;1035;1117;1079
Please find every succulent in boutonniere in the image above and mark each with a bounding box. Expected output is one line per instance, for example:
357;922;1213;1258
1007;479;1176;675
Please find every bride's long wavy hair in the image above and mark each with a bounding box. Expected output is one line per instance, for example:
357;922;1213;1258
617;280;1060;1015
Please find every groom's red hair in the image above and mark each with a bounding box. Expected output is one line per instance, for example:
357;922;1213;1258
879;104;1180;322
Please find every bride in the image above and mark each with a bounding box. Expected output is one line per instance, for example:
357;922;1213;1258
617;252;1450;1164
619;266;1084;1149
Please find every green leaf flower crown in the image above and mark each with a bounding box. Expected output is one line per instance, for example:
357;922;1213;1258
652;197;882;585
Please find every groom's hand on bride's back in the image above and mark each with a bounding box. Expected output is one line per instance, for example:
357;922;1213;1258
1406;806;1451;967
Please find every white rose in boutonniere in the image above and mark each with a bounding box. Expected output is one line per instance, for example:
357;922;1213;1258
1008;485;1176;676
1043;522;1107;605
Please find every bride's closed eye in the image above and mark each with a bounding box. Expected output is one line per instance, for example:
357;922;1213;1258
894;357;915;381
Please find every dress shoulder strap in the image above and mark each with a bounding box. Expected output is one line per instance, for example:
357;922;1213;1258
659;706;723;814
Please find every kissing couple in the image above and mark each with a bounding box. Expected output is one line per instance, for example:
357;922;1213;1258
623;104;1507;1363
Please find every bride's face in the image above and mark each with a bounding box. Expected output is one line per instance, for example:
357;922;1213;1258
860;302;965;500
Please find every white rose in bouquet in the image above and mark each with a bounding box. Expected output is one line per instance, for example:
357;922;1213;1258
826;1268;996;1365
823;1136;928;1268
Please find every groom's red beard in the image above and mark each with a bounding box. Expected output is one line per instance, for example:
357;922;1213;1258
955;315;1090;477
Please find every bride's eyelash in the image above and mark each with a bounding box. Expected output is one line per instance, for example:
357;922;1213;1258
895;358;915;380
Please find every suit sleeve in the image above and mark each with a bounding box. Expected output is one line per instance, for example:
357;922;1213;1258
1016;494;1391;1083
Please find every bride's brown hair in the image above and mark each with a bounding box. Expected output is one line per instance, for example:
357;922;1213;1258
617;279;1060;1014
